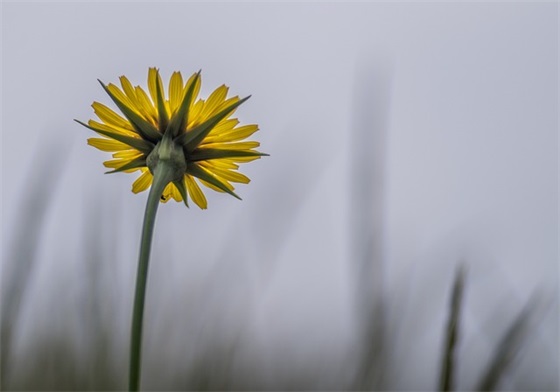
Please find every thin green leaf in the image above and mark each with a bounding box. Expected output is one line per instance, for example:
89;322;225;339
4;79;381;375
167;71;201;138
189;148;268;161
105;155;147;174
75;120;155;154
98;80;162;143
176;96;251;152
186;164;241;200
172;178;189;207
155;71;169;133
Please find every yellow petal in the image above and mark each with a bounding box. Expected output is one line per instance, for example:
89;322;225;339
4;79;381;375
187;100;205;128
92;102;134;131
205;124;258;143
164;100;172;119
87;137;130;152
205;159;239;170
88;119;138;137
168;71;184;113
185;175;207;209
120;76;142;113
200;96;241;125
161;183;173;202
228;155;261;163
183;72;201;108
132;169;153;193
103;159;124;168
171;183;182;201
201;163;250;184
147;68;158;104
205;118;239;140
195;165;235;192
112;150;142;158
107;83;138;114
200;85;229;120
103;157;143;173
216;96;241;114
199;179;226;193
147;68;165;109
161;182;182;202
134;86;158;125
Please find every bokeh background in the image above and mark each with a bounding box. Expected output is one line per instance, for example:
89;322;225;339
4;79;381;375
2;1;558;390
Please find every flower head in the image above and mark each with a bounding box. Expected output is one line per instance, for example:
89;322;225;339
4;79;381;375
76;68;266;209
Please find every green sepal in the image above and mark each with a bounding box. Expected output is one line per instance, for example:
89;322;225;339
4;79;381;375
172;177;189;208
186;163;241;200
154;72;169;133
189;148;268;161
75;119;155;154
175;96;251;152
98;80;162;143
105;155;147;174
166;71;201;138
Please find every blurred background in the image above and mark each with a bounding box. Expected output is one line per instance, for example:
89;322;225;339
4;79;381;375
2;1;558;390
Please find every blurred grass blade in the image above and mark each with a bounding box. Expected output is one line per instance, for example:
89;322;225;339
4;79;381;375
476;299;535;391
349;64;392;390
439;265;466;391
1;138;68;390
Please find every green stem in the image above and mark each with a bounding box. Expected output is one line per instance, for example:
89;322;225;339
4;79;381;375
129;163;174;391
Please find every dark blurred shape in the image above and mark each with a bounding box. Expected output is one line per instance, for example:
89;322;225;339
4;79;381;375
476;296;538;391
349;59;393;390
439;265;466;391
1;137;68;390
2;141;125;391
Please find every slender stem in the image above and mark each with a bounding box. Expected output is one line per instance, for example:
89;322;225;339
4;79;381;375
129;163;174;392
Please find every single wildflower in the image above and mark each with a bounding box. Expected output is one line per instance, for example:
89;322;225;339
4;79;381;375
76;68;266;392
76;67;266;209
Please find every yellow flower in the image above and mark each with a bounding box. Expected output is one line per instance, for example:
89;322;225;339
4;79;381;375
76;68;266;209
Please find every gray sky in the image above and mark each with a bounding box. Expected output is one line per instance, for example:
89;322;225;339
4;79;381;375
2;1;558;389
